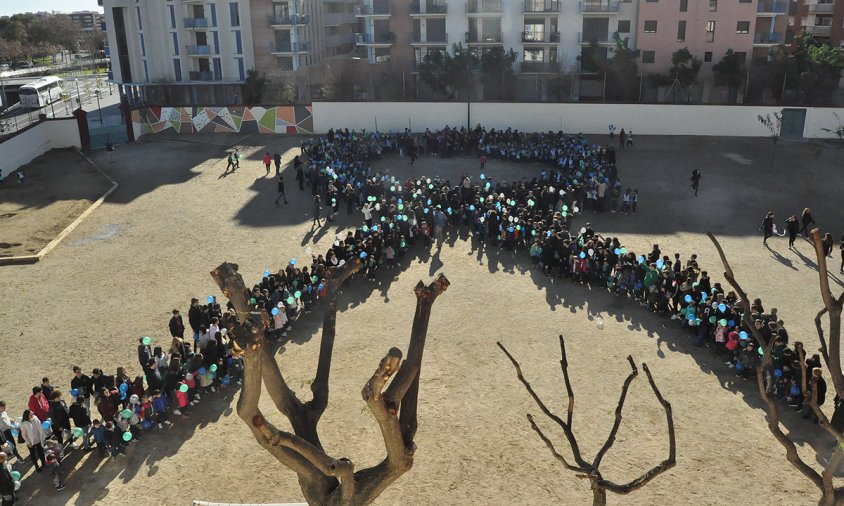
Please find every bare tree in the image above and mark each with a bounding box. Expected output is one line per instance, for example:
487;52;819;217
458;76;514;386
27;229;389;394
497;335;675;506
708;230;844;505
210;261;449;505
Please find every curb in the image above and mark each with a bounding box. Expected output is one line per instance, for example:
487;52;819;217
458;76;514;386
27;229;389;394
0;149;119;266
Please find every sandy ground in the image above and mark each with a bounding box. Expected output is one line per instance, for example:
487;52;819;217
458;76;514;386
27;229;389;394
0;132;843;505
0;149;112;258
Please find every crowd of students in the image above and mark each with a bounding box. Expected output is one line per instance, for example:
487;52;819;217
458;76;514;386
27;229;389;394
0;303;246;503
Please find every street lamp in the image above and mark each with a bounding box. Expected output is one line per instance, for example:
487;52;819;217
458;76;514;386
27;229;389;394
94;89;103;124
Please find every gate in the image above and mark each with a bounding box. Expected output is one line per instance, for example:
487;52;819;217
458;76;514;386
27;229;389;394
88;113;128;148
780;108;806;138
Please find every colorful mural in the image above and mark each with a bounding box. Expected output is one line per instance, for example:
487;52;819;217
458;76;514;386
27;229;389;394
131;106;313;136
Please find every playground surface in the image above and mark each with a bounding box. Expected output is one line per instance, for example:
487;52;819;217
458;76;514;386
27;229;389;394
0;132;842;505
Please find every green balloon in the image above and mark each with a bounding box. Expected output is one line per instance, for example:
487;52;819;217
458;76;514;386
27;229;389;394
709;316;717;324
210;364;218;372
72;427;84;438
562;205;568;211
249;298;256;304
122;431;132;442
758;347;764;356
719;319;728;327
179;383;189;393
287;296;295;305
10;471;20;481
294;290;302;299
121;409;132;419
206;372;214;381
311;275;318;283
142;336;151;346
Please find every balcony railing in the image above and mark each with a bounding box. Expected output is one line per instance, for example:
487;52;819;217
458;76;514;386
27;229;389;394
268;14;311;26
808;3;835;14
184;18;208;29
355;5;391;15
580;1;619;13
410;2;448;14
271;41;311;52
806;24;833;36
754;32;783;44
466;0;502;14
524;0;560;13
188;71;214;81
521;61;560;73
522;31;560;43
323;12;356;25
466;31;503;43
578;32;610;43
757;0;787;14
355;32;395;44
412;33;448;43
185;45;211;55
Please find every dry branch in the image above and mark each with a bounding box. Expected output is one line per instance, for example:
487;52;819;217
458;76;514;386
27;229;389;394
499;335;674;505
211;261;449;505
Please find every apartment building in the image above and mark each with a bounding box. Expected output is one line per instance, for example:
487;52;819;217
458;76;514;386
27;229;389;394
69;11;106;32
792;0;844;48
636;0;788;77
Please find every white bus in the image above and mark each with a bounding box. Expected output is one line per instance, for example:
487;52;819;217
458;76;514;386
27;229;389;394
19;77;65;109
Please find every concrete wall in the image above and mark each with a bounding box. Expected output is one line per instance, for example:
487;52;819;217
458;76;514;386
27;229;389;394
311;101;844;138
0;119;81;181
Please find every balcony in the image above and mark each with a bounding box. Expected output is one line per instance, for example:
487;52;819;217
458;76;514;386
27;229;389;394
355;4;391;16
756;0;787;15
270;41;311;54
466;0;502;15
268;14;311;27
466;31;503;44
183;18;208;29
188;70;214;81
805;24;833;36
411;33;448;45
410;2;448;16
808;3;835;14
355;32;395;45
580;1;619;14
185;45;211;56
524;0;560;14
323;12;356;25
578;32;612;45
522;31;560;43
520;61;560;73
754;32;783;45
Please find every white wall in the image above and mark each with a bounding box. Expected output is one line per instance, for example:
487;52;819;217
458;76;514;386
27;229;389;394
0;119;81;181
312;101;844;138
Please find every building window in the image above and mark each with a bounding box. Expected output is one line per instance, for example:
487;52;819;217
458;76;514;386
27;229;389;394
213;57;222;80
706;21;715;42
172;32;179;55
617;20;630;33
524;48;544;62
680;0;687;12
677;20;686;42
230;3;240;27
709;0;717;12
210;4;217;27
139;33;146;56
642;50;655;63
234;30;242;54
143;60;149;82
736;21;750;34
212;31;220;54
704;51;712;62
237;57;245;80
174;59;182;81
644;20;657;33
136;6;143;30
169;5;176;29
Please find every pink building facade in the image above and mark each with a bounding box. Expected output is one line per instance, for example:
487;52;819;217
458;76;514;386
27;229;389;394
636;0;788;77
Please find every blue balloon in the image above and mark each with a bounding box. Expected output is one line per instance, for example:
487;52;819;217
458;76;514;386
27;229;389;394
41;421;51;430
613;248;620;255
718;303;727;312
701;292;708;301
728;320;735;327
739;331;748;340
687;313;695;321
263;270;270;278
790;384;801;396
656;259;664;269
371;225;378;232
579;252;586;259
684;295;693;303
221;376;231;386
142;420;152;430
773;368;783;378
207;296;214;304
360;252;368;259
290;258;297;265
637;255;645;264
469;205;476;211
119;383;128;392
198;367;206;375
271;308;280;316
70;389;79;397
507;227;514;233
735;361;744;371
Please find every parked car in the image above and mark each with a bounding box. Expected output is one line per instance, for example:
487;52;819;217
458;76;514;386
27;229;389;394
0;63;9;72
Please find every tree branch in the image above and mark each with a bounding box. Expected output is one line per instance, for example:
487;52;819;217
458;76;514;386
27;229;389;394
592;356;638;469
527;413;584;472
558;335;576;429
810;228;844;401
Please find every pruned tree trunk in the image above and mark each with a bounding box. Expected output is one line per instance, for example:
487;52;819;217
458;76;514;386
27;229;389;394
498;335;675;505
211;261;449;505
708;231;844;505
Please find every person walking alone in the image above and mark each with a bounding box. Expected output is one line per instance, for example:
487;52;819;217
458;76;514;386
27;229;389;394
311;195;323;229
785;215;799;249
263;152;272;176
761;211;775;246
275;175;288;207
619;128;626;149
800;207;816;238
273;152;281;176
690;170;701;197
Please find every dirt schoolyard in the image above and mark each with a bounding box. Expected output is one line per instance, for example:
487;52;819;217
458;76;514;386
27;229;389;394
0;132;842;505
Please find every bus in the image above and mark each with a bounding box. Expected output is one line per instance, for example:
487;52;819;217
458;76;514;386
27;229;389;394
19;77;65;109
